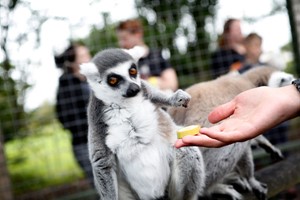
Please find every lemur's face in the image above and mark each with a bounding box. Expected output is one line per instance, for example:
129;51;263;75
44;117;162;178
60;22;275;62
268;71;295;88
80;60;142;105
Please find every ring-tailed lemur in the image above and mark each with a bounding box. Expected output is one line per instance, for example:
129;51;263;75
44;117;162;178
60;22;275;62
168;66;294;200
80;48;205;200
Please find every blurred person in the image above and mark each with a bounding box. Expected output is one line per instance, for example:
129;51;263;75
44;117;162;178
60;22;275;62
55;43;94;185
211;18;246;78
116;19;178;91
174;81;300;148
230;32;265;73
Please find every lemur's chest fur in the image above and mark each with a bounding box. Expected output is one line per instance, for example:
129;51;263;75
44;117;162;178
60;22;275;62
104;99;158;152
103;95;174;198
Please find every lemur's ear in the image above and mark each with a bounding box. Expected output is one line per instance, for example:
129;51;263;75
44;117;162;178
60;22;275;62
80;62;100;81
122;46;148;62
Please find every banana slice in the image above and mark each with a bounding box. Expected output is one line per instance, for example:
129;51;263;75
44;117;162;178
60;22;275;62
177;125;201;139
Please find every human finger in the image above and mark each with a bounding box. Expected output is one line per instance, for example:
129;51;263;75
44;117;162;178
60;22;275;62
174;139;191;148
180;134;227;148
208;101;236;124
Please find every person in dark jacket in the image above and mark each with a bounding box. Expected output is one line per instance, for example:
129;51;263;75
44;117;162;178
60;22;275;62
55;43;94;185
211;18;246;78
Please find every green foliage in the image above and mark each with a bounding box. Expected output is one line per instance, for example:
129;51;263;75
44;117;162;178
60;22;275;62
8;0;20;9
281;41;293;52
1;1;63;143
281;41;298;76
0;62;29;142
80;0;218;88
5;123;83;195
1;0;32;142
136;0;218;87
284;60;297;76
80;25;119;57
27;102;57;131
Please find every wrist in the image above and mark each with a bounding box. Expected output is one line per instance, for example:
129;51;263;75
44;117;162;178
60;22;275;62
280;84;300;117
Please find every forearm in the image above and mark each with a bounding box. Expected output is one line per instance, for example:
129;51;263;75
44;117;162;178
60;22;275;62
141;80;190;107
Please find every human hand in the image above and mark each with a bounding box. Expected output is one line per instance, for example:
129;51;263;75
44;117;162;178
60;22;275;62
174;85;300;148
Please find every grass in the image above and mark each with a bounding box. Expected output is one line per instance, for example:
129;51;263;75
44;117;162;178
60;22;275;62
5;123;84;195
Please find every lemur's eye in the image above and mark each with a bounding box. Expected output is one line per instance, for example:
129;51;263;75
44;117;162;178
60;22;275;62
129;68;137;75
129;64;137;76
108;77;118;86
107;74;123;87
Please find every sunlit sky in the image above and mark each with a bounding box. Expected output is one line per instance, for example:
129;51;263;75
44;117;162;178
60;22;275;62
9;0;290;110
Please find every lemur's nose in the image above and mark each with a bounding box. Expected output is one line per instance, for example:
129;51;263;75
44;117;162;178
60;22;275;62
125;83;140;97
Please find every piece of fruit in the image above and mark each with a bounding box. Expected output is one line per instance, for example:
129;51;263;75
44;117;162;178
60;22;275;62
177;125;201;139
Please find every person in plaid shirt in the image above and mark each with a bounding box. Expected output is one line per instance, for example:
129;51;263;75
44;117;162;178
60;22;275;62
55;43;94;185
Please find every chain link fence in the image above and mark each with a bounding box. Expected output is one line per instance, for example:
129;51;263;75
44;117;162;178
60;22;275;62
1;0;300;199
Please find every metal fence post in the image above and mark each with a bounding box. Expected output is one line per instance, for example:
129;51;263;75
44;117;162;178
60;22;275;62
287;0;300;76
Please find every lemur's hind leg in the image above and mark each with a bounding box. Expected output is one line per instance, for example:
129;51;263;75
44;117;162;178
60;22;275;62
169;147;205;200
141;80;191;107
235;148;268;200
251;135;284;161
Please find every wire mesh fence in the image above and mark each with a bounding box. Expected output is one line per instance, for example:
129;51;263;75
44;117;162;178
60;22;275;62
1;0;300;199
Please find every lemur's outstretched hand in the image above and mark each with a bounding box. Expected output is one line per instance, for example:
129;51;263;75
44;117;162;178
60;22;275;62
169;89;190;107
141;80;191;108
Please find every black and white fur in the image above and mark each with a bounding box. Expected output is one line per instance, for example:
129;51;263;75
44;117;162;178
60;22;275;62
80;48;205;200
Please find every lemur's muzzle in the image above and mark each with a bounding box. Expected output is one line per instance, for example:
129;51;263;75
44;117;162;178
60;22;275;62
124;83;140;97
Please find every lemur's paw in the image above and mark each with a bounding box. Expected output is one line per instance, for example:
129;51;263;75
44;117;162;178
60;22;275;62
249;178;268;200
210;187;243;200
210;193;243;200
207;184;243;200
270;148;284;161
171;89;191;107
224;173;251;193
252;183;267;200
